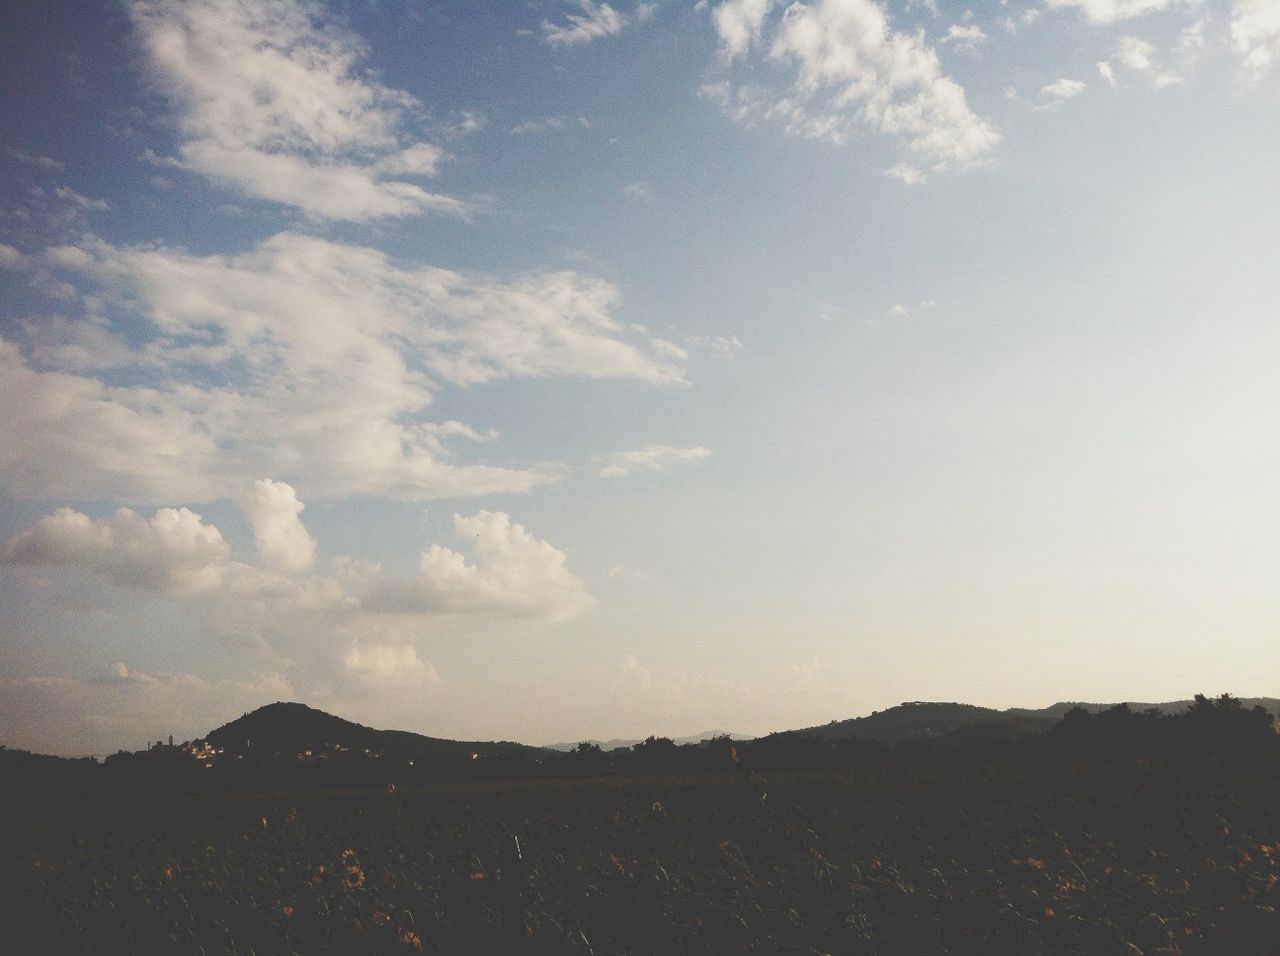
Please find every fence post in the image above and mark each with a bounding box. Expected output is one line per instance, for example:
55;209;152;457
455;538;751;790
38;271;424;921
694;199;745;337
502;833;524;955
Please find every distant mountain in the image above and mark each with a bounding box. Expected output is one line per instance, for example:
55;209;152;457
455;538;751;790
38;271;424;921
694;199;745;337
794;698;1280;746
544;730;754;753
206;702;541;760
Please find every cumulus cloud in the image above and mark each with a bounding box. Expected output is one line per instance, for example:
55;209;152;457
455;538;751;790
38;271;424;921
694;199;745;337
598;444;712;478
704;0;999;173
1098;60;1118;86
238;479;317;574
1039;77;1087;104
0;233;684;503
1;505;230;594
365;511;593;621
1232;0;1280;77
129;0;462;220
343;642;440;687
713;0;775;59
1044;0;1177;23
4;494;592;632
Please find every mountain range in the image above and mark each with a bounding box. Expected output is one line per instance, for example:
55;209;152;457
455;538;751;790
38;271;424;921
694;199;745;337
202;696;1280;759
792;698;1280;749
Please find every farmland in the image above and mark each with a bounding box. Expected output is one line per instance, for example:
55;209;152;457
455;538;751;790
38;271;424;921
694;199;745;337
4;757;1280;954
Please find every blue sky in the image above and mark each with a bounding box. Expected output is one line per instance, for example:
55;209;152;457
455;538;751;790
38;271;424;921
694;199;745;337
2;0;1278;754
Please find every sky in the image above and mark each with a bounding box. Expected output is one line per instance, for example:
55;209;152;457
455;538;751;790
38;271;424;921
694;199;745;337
1;0;1278;756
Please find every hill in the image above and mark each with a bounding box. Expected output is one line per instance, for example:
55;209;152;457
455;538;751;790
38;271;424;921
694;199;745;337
794;698;1280;747
206;702;540;761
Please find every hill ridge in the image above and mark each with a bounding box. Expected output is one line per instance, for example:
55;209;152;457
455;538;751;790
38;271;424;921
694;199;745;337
206;701;540;760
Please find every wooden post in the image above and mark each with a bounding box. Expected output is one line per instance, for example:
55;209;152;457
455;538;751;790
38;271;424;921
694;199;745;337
501;833;524;955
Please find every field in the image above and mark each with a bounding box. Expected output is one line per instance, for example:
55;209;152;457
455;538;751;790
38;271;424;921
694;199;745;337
4;758;1280;954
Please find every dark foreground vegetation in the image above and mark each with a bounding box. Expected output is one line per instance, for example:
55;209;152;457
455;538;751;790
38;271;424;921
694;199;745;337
4;754;1280;955
2;696;1279;954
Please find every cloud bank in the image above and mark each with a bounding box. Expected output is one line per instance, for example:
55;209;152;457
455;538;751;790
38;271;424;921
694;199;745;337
1;233;685;504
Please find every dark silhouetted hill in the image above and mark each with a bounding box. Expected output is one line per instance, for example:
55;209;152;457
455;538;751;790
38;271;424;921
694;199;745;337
206;702;539;760
795;698;1280;746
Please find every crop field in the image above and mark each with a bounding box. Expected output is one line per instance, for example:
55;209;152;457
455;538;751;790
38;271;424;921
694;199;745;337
4;758;1280;954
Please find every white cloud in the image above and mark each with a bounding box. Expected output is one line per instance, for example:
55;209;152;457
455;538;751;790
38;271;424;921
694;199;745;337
598;444;713;478
129;0;461;221
885;163;926;185
53;186;110;211
886;302;910;318
1;505;231;594
1115;35;1184;86
1098;60;1118;86
9;149;65;170
942;23;987;51
713;0;776;59
705;0;999;172
1040;77;1087;102
238;479;317;574
4;495;592;631
1117;34;1156;69
511;115;568;135
1044;0;1177;24
541;1;629;46
365;511;593;621
2;233;684;503
684;334;745;357
343;642;440;687
1232;0;1280;77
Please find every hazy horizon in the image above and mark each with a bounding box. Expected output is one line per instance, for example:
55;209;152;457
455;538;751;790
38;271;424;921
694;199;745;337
3;0;1278;757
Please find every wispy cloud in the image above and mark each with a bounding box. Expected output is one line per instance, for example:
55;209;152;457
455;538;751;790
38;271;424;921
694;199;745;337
1045;0;1179;24
130;0;462;220
541;1;652;46
703;0;999;176
599;444;712;478
622;181;655;202
9;149;65;170
1;233;686;503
